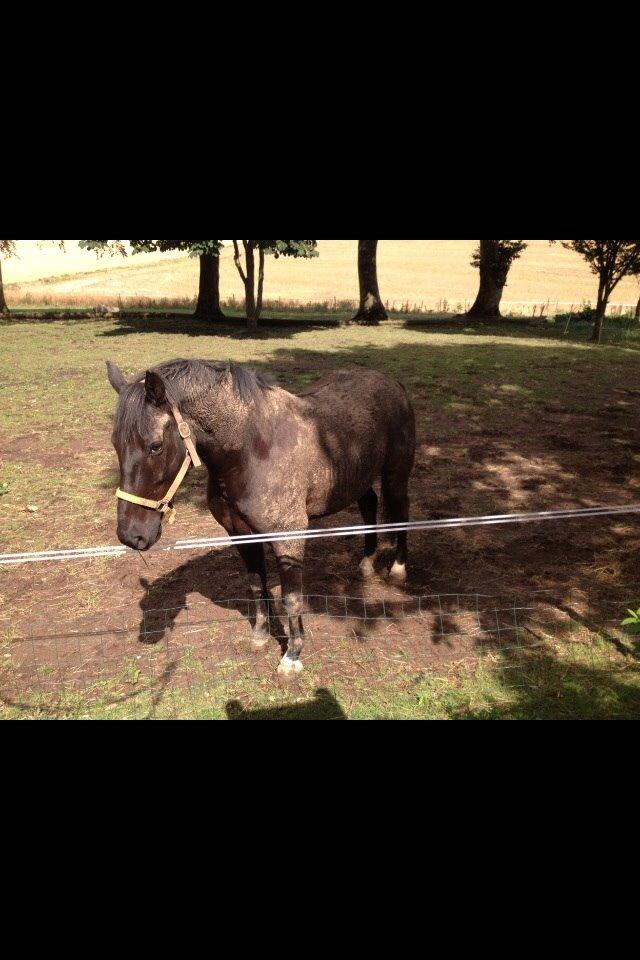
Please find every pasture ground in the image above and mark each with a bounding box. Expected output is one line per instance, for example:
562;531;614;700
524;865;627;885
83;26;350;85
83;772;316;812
1;313;640;719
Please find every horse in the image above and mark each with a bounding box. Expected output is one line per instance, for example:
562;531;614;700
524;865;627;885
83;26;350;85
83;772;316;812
107;359;416;675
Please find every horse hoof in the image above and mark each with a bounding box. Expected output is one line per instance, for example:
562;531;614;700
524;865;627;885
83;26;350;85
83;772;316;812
278;656;304;677
359;557;376;580
388;562;408;583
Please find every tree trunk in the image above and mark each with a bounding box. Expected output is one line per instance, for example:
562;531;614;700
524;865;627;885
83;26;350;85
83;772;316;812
353;240;388;325
244;242;258;331
256;247;265;325
0;260;8;314
467;240;505;320
592;281;608;344
233;240;259;331
194;254;225;322
635;296;640;322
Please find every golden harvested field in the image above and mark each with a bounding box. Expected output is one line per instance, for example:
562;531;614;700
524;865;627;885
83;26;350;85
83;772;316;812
5;239;640;311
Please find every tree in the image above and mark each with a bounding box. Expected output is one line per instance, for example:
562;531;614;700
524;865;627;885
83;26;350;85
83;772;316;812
353;240;388;325
0;240;17;313
557;241;640;343
232;240;318;330
467;240;528;320
80;239;225;321
132;241;225;321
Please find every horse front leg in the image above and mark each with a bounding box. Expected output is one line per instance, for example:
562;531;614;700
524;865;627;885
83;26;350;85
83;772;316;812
236;543;271;649
273;532;307;676
358;488;379;579
208;492;271;649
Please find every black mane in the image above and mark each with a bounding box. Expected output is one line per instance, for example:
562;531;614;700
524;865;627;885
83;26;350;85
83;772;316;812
113;359;274;443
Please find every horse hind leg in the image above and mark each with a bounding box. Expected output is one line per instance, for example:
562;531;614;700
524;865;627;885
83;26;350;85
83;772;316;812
358;488;379;580
382;474;410;584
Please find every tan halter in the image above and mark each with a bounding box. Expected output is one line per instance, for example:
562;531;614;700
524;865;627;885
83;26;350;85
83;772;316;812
116;404;202;526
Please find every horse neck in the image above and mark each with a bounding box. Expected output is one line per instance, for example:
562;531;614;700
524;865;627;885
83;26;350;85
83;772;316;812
182;385;270;462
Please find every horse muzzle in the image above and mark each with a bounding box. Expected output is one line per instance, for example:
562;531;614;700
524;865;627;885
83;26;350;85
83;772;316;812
117;522;162;552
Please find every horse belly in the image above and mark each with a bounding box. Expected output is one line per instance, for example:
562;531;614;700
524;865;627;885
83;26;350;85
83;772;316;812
306;446;383;519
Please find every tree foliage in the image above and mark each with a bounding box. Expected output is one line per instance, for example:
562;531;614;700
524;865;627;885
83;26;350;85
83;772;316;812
558;240;640;290
80;239;224;257
0;240;17;258
79;240;226;321
471;240;527;287
80;239;318;328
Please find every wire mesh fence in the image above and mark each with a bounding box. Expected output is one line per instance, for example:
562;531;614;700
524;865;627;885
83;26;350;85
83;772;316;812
2;583;639;719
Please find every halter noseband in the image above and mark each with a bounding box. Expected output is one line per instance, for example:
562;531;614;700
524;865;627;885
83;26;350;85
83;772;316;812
116;404;202;526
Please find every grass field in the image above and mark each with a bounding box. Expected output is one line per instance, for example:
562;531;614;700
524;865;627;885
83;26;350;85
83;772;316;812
5;240;640;314
1;311;640;719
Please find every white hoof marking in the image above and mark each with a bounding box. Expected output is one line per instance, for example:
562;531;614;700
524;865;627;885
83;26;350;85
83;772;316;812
359;557;376;579
278;655;304;676
389;562;407;582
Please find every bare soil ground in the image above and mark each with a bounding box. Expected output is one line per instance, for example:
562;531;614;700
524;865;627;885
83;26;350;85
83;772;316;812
1;319;640;718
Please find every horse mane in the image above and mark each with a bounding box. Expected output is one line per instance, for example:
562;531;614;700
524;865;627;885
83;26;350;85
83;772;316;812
114;359;275;442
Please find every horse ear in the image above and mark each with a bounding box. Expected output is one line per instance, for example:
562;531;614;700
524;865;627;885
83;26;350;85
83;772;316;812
145;370;167;406
106;361;127;394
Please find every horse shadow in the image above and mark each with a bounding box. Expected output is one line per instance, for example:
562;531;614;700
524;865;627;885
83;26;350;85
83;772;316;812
136;546;413;652
137;551;290;650
226;688;347;721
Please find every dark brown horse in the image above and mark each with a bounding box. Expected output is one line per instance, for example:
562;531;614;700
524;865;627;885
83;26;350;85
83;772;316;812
107;359;416;675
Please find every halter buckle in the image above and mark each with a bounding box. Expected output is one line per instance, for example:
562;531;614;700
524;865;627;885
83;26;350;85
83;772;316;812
178;422;192;440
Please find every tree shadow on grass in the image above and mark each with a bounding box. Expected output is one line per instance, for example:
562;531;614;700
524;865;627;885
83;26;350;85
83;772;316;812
448;647;640;720
402;317;640;350
0;312;116;327
98;315;340;341
226;688;347;721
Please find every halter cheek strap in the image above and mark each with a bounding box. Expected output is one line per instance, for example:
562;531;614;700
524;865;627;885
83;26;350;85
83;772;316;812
116;405;202;526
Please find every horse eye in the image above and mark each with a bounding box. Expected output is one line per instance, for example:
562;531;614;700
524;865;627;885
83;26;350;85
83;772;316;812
150;442;164;456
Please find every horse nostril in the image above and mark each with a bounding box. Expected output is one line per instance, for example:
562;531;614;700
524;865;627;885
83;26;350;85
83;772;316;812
117;529;149;551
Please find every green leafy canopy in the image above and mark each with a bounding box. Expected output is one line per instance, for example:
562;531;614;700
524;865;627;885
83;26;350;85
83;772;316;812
79;240;224;258
79;240;318;259
472;240;528;282
0;240;17;259
556;241;640;287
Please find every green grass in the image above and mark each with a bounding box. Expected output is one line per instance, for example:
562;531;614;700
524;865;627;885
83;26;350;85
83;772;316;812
1;315;637;553
2;313;640;719
2;636;638;720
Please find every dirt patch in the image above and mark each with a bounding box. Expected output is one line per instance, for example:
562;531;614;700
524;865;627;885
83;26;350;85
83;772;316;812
2;338;640;717
0;427;106;466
